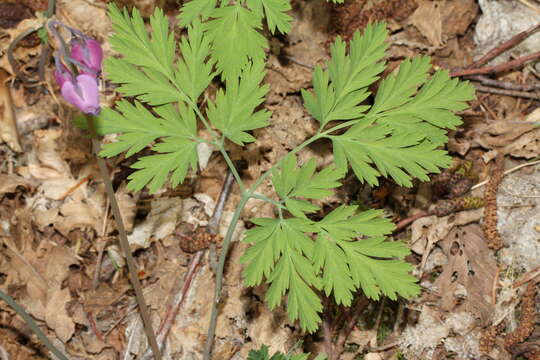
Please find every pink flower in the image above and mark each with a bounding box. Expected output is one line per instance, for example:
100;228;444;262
70;38;103;75
54;63;72;88
60;74;101;115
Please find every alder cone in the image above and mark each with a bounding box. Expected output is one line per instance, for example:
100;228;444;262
179;227;222;253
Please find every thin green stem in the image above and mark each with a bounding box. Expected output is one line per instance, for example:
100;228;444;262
87;116;161;360
249;193;286;209
203;194;250;360
0;290;69;360
45;0;56;18
218;143;246;193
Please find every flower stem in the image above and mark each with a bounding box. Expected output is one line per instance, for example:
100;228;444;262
0;289;69;360
87;115;161;360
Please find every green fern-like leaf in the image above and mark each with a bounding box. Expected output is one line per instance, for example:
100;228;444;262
301;23;388;127
174;19;216;102
107;4;175;79
241;218;323;332
331;122;452;187
206;59;271;145
204;4;267;81
313;206;417;304
271;155;342;218
246;0;293;34
241;206;419;332
98;5;213;192
178;0;217;27
306;26;475;186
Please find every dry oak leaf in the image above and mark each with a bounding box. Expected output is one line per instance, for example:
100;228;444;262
434;224;497;323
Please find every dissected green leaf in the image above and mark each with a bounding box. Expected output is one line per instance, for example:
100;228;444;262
375;70;475;145
271;155;342;217
178;0;217;27
98;101;170;158
302;23;388;127
331;122;452;187
368;56;431;115
246;0;293;34
204;4;267;81
107;4;175;78
206;59;271;145
127;137;198;193
242;205;418;331
174;19;216;102
241;218;323;332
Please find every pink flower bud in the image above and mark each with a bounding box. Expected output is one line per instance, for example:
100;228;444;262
60;74;101;115
71;38;103;75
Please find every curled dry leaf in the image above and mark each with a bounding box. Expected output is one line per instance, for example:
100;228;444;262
473;111;540;159
0;68;22;152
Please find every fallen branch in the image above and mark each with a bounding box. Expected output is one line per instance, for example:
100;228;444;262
451;51;540;78
474;83;540;100
466;23;540;69
467;75;540;92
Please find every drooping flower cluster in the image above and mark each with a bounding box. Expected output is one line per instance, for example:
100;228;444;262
49;21;103;115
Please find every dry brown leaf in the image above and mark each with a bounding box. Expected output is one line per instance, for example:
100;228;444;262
0;68;22;152
2;212;78;343
472;118;540;159
434;224;497;323
409;0;443;47
0;173;34;195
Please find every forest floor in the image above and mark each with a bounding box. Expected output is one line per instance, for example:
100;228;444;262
0;0;539;359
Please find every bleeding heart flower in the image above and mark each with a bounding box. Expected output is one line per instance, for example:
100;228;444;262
70;38;103;75
49;20;102;115
60;74;101;115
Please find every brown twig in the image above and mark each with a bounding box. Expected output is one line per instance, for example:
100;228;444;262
7;27;40;85
140;169;235;360
393;211;428;234
467;75;540;92
451;51;540;78
492;267;500;305
367;340;399;352
471;160;540;191
513;266;540;289
58;174;91;201
87;311;105;342
322;297;334;359
474;84;540;100
466;23;540;69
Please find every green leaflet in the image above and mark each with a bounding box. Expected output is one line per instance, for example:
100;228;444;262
331;122;452;187
247;344;327;360
306;25;475;187
241;217;323;332
302;22;388;127
246;0;292;34
241;206;419;332
206;60;271;145
203;4;267;81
